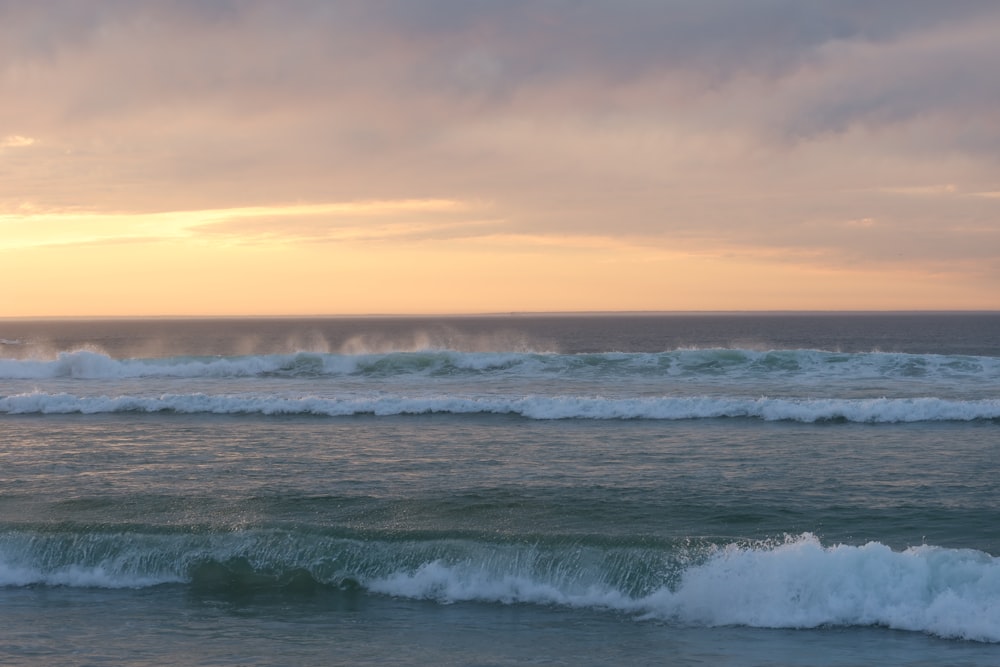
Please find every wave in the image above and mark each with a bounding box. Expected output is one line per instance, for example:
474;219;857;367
2;391;999;422
1;529;997;642
2;348;998;381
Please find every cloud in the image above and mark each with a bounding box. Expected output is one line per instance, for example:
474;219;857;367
2;0;999;302
0;198;500;251
7;2;998;134
0;135;35;148
190;199;503;244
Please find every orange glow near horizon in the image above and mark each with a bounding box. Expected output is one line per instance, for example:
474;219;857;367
2;203;996;317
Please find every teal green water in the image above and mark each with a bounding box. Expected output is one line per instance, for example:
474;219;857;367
1;314;999;665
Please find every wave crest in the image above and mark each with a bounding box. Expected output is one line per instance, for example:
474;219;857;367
2;529;998;642
2;348;998;381
2;391;999;422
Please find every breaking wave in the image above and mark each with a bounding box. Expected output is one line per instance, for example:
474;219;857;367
1;529;997;643
1;348;998;381
2;391;999;422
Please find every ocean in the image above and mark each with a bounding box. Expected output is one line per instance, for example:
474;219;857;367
1;313;999;666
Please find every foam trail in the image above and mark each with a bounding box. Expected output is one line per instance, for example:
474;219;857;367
1;349;998;381
366;534;1000;643
0;350;346;380
639;534;1000;643
2;391;999;422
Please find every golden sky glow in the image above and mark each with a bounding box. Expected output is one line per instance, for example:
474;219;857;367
2;2;999;316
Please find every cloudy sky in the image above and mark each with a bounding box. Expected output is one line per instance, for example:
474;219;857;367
2;0;999;315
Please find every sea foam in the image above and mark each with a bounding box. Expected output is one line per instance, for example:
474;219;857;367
365;534;1000;643
3;530;996;642
640;534;1000;642
1;348;998;381
2;391;999;422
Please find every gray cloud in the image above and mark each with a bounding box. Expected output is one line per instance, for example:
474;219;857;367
2;0;999;277
6;1;998;122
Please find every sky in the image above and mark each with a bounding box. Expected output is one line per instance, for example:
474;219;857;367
2;0;999;316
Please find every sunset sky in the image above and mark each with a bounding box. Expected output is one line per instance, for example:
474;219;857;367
2;1;999;316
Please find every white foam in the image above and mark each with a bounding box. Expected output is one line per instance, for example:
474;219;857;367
3;529;999;642
365;534;1000;643
2;391;999;422
0;561;177;589
1;348;997;383
640;534;1000;642
0;350;350;380
0;349;537;380
368;559;631;609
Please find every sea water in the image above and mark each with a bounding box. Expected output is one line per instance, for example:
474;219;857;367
1;313;998;666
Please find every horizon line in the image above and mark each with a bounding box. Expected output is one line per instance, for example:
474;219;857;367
3;309;999;321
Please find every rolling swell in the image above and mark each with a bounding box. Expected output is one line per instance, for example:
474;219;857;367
2;391;999;422
2;348;998;381
1;527;998;642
